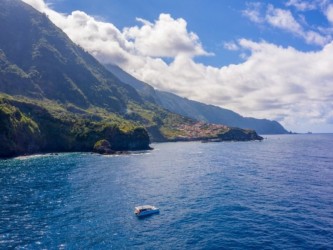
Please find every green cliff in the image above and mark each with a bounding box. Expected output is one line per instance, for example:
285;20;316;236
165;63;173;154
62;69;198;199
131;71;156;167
0;0;263;158
0;95;151;158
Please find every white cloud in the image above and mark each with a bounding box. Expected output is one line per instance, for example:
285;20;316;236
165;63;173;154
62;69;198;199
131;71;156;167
286;0;333;13
58;10;135;65
242;2;264;23
266;5;303;35
286;0;317;11
326;4;333;23
21;0;333;132
286;0;333;28
223;41;239;51
243;3;331;46
305;30;329;45
123;14;212;58
22;0;47;12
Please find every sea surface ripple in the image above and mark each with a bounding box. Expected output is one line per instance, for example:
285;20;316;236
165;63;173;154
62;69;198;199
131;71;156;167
1;134;333;249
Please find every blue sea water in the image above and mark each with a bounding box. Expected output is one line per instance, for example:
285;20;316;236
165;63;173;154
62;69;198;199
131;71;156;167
0;134;333;249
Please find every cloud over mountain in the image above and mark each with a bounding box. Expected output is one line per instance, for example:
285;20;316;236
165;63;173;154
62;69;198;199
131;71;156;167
124;14;211;58
21;0;333;132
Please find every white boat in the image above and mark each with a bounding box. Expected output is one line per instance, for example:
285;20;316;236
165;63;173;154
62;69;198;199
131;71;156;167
134;205;159;217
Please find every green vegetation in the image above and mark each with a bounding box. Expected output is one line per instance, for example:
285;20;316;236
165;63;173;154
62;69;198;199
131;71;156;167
0;99;42;157
0;95;153;157
0;0;263;158
93;139;113;154
105;65;288;135
94;139;111;150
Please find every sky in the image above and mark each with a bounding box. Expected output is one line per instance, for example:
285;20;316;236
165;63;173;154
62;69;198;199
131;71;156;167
21;0;333;133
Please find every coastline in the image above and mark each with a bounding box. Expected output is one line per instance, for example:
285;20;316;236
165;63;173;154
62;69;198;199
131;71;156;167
0;133;264;159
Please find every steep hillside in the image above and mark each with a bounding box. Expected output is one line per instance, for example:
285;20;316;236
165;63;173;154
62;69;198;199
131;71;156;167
155;91;287;134
0;94;151;158
106;64;158;103
0;0;263;157
0;0;141;111
105;64;288;134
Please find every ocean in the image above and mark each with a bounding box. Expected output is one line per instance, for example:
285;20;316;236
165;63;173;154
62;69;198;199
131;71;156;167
1;134;333;249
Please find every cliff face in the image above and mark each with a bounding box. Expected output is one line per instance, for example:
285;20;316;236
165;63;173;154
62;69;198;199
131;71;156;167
0;0;154;157
0;97;151;158
0;0;265;158
0;102;42;157
0;0;142;111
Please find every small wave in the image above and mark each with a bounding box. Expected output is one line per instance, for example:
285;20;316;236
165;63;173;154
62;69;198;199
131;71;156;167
15;154;53;161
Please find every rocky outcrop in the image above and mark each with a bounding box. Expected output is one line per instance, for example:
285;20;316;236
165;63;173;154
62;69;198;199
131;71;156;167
93;140;115;154
218;128;263;141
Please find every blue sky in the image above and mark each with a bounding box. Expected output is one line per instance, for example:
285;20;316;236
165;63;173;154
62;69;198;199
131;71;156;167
23;0;333;132
46;0;252;66
44;0;332;66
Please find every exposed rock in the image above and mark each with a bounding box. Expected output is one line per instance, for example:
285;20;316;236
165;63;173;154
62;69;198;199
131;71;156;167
93;139;115;155
218;128;263;141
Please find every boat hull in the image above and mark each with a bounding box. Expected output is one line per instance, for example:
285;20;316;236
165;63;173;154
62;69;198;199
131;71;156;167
134;205;159;217
136;209;159;217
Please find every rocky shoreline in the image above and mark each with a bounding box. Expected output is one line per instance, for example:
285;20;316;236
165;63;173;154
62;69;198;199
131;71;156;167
0;131;263;159
0;99;262;159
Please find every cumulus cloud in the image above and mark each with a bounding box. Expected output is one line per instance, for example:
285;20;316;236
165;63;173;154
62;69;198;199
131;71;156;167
58;10;135;65
123;14;212;58
21;0;333;132
226;40;333;119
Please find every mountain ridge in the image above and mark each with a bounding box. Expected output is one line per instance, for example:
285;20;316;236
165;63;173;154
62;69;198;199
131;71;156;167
0;0;143;111
0;0;263;157
105;64;288;134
